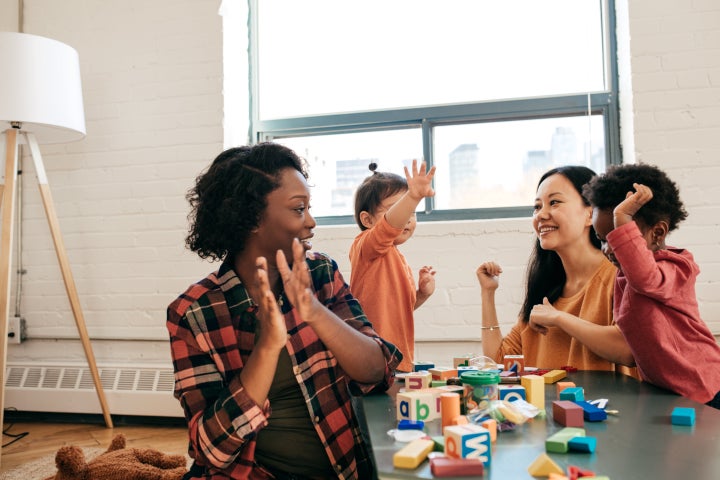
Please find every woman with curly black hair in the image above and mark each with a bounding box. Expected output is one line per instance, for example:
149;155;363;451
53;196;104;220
584;163;720;409
167;142;402;479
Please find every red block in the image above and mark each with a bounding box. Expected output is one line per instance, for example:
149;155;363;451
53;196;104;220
552;400;584;427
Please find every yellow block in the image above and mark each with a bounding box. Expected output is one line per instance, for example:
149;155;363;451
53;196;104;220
543;369;567;384
527;452;564;476
393;438;435;469
521;374;545;410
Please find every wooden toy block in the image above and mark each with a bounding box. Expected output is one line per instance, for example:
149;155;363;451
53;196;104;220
431;435;445;452
429;367;458;381
527;452;564;477
406;370;432;390
568;436;597;453
397;390;436;421
546;427;585;453
451;415;469;426
575;400;607;421
544;369;567;383
429;457;484;477
548;474;570;480
503;354;525;373
440;392;461;429
453;355;474;368
413;361;435;371
431;380;447;388
556;381;576;397
552;400;584;427
393;438;435;469
499;384;526;402
671;407;696;426
520;374;545;410
559;386;584;402
567;465;597;479
480;418;497;443
444;424;492;466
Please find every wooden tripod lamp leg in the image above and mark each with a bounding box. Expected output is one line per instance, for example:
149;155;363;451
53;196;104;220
0;129;20;466
25;133;113;428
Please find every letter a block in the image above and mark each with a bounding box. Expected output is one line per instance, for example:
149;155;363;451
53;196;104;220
444;424;492;466
397;391;435;421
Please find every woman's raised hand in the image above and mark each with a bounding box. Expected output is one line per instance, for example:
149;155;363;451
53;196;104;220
476;261;503;291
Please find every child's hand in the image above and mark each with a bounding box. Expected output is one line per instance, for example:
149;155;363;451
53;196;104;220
476;262;502;292
528;297;561;335
418;266;436;296
404;159;436;201
613;183;653;227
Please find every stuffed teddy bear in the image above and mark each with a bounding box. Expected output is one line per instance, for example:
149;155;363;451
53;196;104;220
45;433;188;480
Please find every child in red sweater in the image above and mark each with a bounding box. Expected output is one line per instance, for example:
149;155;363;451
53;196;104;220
584;164;720;408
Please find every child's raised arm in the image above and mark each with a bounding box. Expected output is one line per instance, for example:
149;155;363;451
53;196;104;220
385;159;436;229
613;183;653;228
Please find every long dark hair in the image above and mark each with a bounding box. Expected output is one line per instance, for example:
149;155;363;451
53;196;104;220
185;142;308;261
519;166;601;322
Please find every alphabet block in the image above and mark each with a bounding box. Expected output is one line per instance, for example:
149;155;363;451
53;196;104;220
405;370;432;390
503;354;525;373
397;391;436;421
444;424;492;466
413;361;435;371
499;384;526;402
429;367;459;381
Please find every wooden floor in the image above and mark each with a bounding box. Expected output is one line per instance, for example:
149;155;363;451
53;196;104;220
0;419;188;473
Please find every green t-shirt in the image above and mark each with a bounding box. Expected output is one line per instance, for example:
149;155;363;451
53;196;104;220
254;347;334;477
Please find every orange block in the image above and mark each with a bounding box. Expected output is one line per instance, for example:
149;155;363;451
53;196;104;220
556;381;576;397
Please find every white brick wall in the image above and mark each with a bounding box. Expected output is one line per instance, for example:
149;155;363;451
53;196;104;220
2;0;718;370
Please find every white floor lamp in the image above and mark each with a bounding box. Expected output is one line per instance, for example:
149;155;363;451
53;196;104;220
0;32;113;457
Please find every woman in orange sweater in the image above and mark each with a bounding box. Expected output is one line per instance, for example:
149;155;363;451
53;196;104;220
477;166;635;371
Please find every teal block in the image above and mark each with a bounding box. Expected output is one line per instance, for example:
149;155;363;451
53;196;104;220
671;407;695;426
559;386;584;401
568;436;597;453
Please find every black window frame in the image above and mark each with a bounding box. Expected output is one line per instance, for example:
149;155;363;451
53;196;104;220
249;0;621;226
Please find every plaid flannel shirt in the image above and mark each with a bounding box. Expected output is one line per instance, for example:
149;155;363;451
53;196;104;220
167;252;401;479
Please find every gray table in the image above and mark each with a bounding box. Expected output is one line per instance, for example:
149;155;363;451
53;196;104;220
358;370;720;479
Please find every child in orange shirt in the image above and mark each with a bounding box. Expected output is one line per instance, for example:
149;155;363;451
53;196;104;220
349;160;437;372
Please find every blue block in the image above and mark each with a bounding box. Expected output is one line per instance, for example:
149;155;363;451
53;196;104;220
398;419;425;430
671;407;696;426
559;387;584;402
413;361;435;371
568;436;597;453
574;400;607;422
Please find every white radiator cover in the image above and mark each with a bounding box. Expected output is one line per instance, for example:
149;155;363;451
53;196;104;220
4;362;184;418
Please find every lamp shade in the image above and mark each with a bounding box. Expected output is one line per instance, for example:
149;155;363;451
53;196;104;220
0;32;86;144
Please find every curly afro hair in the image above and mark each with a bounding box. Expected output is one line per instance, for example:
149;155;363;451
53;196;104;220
583;163;687;232
185;142;308;261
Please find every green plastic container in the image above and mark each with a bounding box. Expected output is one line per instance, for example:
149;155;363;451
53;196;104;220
460;370;500;413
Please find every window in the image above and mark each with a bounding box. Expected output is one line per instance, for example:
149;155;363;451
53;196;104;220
250;0;619;224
